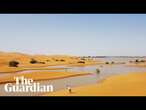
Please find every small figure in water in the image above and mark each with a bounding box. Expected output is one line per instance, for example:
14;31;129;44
96;68;100;74
66;85;72;93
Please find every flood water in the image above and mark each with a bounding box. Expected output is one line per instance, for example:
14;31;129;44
0;57;146;96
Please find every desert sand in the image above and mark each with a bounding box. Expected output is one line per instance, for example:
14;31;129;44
0;71;91;84
0;52;98;73
1;51;146;96
0;52;95;86
44;72;146;96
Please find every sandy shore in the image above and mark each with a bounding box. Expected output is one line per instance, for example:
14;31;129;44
127;63;146;67
0;53;98;73
1;52;146;96
0;71;91;84
44;72;146;96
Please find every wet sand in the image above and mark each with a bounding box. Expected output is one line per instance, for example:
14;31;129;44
0;53;146;96
0;73;94;96
1;64;146;96
44;72;146;96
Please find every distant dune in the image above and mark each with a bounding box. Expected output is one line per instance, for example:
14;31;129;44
0;51;98;72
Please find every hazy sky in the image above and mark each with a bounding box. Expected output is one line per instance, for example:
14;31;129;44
0;14;146;56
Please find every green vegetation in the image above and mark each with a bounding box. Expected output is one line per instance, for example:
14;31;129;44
60;59;65;62
30;58;38;64
9;60;19;67
105;62;109;64
78;61;85;64
39;62;45;64
135;59;139;63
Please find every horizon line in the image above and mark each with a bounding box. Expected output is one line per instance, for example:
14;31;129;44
0;50;146;57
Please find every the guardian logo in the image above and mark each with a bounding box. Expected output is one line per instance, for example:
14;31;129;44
4;76;53;93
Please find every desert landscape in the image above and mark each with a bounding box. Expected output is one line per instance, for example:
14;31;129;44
0;51;146;96
0;14;146;96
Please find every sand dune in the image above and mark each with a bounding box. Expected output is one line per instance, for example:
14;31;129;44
0;51;98;72
2;51;146;96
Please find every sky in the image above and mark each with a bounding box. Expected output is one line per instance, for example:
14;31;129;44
0;14;146;56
